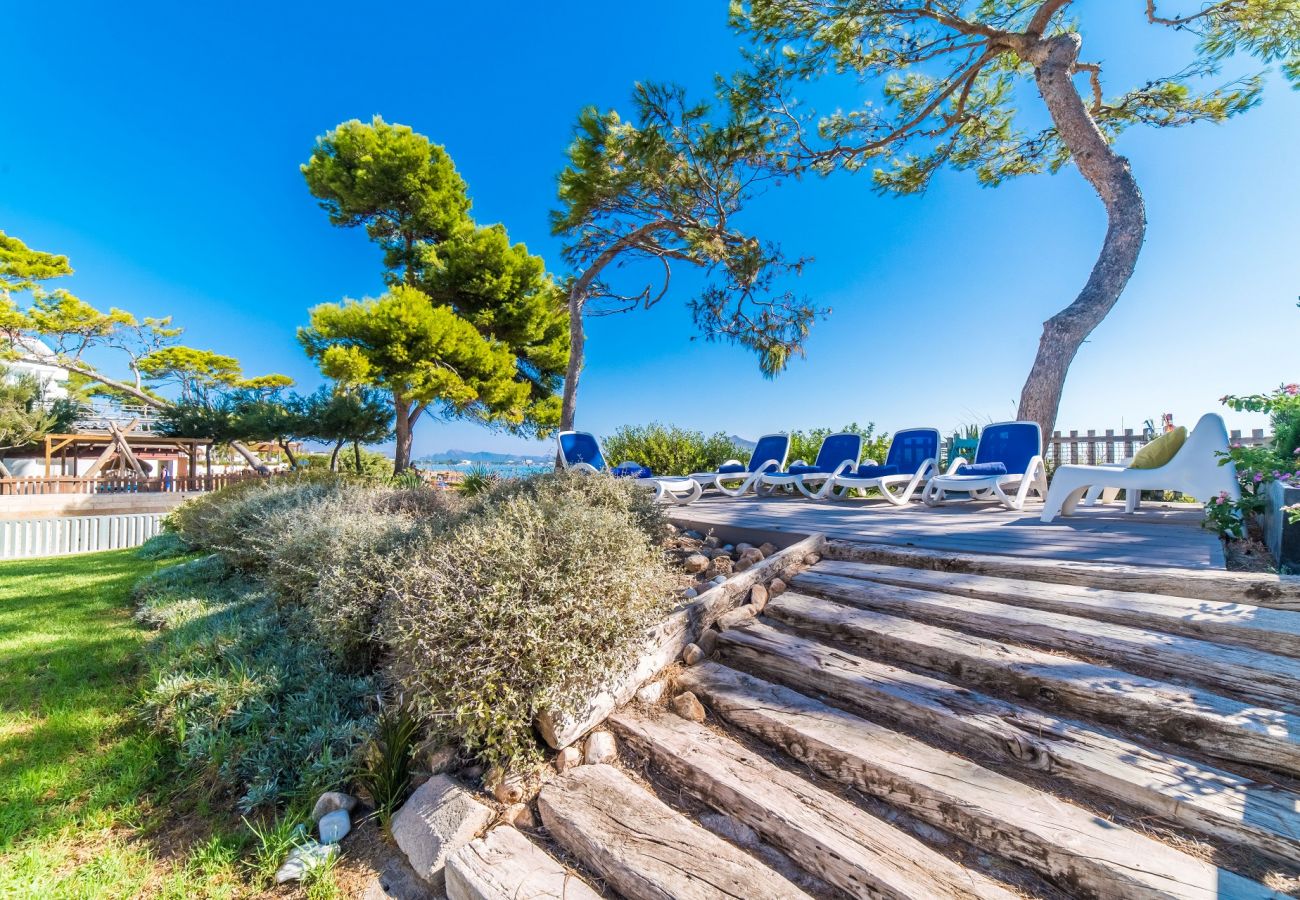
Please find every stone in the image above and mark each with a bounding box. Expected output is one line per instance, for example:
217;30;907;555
426;745;458;775
390;775;494;890
275;840;338;883
734;548;764;572
712;574;727;585
769;578;787;596
722;544;734;553
717;605;758;630
749;583;769;612
682;586;698;599
501;802;536;828
804;552;821;566
697;628;718;656
708;555;734;577
489;772;524;805
583;730;617;765
463;764;484;781
758;542;780;558
664;523;679;536
311;790;358;823
361;857;432;900
635;680;665;705
681;642;704;666
683;529;704;540
735;542;755;555
683;553;709;573
554;746;581;773
704;534;721;548
318;809;351;844
671;690;707;723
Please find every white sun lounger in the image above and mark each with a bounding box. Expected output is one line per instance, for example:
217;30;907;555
1040;413;1240;522
829;427;941;505
922;421;1048;511
691;433;790;498
758;432;862;500
557;430;702;505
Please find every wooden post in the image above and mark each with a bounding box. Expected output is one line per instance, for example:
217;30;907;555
1068;430;1079;466
1103;429;1115;464
1085;429;1096;465
1050;431;1062;467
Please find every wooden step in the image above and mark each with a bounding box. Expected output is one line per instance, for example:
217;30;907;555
764;592;1300;776
680;662;1285;900
717;621;1300;864
608;706;1018;900
792;569;1300;714
446;825;602;900
822;540;1300;610
814;558;1300;659
536;763;810;900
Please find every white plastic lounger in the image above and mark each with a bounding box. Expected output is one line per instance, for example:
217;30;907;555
1040;413;1239;523
556;430;702;505
922;421;1047;511
829;427;941;506
691;433;790;498
758;432;862;500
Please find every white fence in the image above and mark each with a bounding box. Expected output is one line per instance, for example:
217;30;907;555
0;513;164;560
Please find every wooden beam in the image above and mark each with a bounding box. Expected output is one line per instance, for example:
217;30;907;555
716;621;1300;865
765;592;1300;776
681;663;1281;900
610;707;1019;899
537;764;809;900
83;418;139;478
791;570;1300;715
445;826;601;900
824;540;1300;610
812;560;1300;659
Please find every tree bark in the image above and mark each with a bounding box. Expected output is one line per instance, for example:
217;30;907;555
556;221;668;450
329;439;343;472
353;440;362;473
392;393;424;474
559;287;586;435
21;356;167;409
278;439;298;469
1018;33;1147;442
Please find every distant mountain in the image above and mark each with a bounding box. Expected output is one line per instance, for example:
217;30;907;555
417;449;546;464
729;435;756;451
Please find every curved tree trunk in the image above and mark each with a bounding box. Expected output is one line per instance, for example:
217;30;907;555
329;439;343;472
1018;33;1147;443
393;393;414;475
559;288;586;434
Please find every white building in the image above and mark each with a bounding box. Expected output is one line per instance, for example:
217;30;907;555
5;337;70;400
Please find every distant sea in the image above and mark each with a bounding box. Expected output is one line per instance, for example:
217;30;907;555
421;461;551;479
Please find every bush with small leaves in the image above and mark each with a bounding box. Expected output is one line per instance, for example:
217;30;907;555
384;473;675;770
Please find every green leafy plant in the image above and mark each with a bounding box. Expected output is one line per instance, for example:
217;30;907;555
354;698;422;832
243;812;310;888
456;465;498;497
603;423;748;477
1204;384;1300;539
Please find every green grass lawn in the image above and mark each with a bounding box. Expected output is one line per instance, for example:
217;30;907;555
0;550;243;898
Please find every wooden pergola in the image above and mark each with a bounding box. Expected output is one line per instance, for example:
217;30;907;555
42;425;210;479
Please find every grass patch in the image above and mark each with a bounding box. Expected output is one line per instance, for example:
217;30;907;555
0;550;248;898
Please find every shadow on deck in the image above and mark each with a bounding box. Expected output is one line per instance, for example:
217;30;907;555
670;495;1223;569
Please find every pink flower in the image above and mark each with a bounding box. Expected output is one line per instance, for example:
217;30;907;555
1284;383;1299;396
1254;473;1265;482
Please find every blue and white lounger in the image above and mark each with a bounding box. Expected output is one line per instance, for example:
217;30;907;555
922;421;1047;511
828;427;941;505
691;433;791;498
556;430;703;505
758;431;862;500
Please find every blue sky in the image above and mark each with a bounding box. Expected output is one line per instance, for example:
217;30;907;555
3;2;1295;457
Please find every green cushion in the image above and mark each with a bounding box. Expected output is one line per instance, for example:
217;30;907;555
1130;426;1187;470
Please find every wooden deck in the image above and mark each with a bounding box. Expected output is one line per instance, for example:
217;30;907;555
670;495;1225;569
